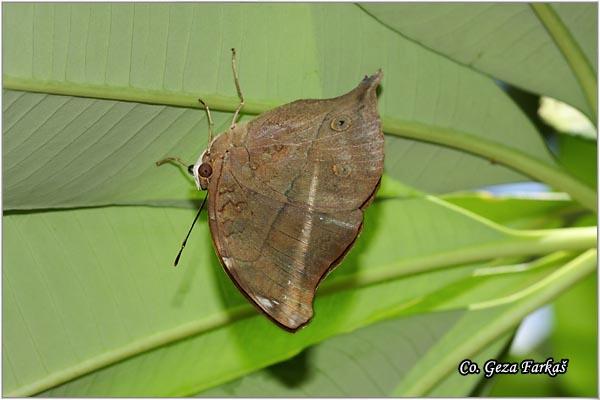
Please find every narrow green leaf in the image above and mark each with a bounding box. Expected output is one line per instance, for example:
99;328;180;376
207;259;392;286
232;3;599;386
443;193;576;228
392;249;597;396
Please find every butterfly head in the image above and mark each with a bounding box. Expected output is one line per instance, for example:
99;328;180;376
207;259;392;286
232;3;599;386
189;150;213;190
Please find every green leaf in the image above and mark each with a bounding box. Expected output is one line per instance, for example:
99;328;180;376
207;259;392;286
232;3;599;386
3;4;597;397
551;274;597;396
3;2;570;208
359;3;597;118
428;332;512;396
443;193;577;229
555;134;597;189
4;190;595;396
485;274;597;397
392;249;596;396
198;311;512;397
531;4;597;120
2;90;223;210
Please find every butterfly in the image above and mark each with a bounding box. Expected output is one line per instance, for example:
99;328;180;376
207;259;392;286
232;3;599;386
158;49;384;331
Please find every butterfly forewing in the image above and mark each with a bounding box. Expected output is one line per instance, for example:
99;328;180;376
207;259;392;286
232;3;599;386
205;72;384;331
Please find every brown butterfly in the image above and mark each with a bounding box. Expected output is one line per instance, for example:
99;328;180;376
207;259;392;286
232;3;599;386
159;49;384;332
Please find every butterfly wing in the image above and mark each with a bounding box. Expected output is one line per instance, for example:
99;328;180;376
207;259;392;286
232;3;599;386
243;72;384;212
206;72;383;331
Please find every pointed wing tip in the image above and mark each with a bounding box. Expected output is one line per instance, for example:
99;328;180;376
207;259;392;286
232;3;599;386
356;70;383;94
363;69;383;86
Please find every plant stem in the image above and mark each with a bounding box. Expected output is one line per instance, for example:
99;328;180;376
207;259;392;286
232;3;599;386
531;3;597;121
322;226;596;294
383;118;597;211
3;76;279;115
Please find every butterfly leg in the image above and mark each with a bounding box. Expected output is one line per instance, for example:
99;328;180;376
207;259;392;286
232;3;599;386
198;98;214;143
155;157;189;168
230;48;245;129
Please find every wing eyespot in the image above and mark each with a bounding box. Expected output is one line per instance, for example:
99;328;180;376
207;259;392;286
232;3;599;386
330;114;352;131
332;163;352;177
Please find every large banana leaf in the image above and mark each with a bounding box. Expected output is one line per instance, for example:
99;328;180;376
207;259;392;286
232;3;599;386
359;3;598;119
4;2;570;206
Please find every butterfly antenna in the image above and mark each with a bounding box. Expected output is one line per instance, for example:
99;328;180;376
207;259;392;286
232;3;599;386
174;193;209;267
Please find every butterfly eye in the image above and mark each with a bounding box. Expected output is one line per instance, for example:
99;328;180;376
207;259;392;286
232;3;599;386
331;115;352;131
198;162;213;178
